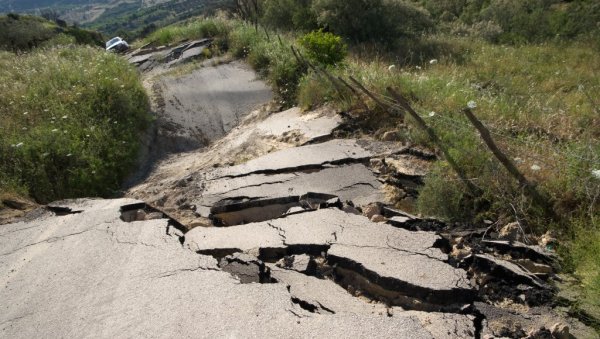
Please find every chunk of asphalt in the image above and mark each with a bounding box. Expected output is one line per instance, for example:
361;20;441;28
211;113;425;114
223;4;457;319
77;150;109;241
271;267;476;338
219;253;272;284
482;240;556;264
186;208;475;310
275;254;315;274
204;139;393;180
471;253;547;288
195;163;386;220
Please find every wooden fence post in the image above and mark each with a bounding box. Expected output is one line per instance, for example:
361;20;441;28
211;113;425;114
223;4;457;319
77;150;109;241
462;108;556;219
387;87;482;196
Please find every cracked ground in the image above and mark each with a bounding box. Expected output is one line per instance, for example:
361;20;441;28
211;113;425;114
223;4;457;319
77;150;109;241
1;49;596;338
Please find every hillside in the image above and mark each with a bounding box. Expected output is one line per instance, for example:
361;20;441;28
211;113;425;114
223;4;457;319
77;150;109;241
0;13;103;51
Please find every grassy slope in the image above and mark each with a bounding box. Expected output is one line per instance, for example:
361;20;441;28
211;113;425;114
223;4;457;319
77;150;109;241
0;46;150;203
0;14;104;51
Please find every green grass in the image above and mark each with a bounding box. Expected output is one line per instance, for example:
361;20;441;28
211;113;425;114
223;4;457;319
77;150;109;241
0;46;150;203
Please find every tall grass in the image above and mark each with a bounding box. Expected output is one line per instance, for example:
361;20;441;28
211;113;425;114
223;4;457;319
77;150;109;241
0;46;150;203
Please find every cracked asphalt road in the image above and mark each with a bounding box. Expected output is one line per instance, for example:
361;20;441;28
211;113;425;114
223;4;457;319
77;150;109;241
0;199;475;338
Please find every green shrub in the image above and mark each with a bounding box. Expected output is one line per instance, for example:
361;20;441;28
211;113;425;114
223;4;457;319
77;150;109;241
298;29;347;66
0;46;150;203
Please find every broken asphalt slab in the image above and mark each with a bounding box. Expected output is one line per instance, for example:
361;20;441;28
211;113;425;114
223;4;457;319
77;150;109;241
1;198;477;338
204;139;403;180
180;139;409;221
185;208;475;310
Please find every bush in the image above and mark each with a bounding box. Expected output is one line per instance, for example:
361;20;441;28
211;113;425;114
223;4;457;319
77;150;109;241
298;29;347;66
0;46;150;203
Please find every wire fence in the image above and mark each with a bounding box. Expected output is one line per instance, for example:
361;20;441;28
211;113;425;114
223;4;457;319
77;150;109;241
338;78;600;173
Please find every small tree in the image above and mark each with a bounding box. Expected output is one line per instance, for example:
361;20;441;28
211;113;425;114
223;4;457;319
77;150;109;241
298;29;347;66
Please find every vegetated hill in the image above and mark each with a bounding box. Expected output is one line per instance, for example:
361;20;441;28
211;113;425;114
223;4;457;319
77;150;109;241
0;13;103;51
0;0;114;12
84;0;229;39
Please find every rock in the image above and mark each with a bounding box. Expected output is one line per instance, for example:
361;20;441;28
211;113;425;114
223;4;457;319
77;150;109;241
362;203;381;219
499;221;522;242
527;327;553;338
382;130;402;141
370;214;386;223
549;322;571;339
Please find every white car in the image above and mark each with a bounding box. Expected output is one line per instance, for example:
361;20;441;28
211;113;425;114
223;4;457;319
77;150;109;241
105;37;129;52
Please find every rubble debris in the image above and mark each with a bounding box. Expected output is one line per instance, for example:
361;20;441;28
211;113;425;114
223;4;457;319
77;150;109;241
482;240;556;265
471;253;547;288
475;302;592;339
